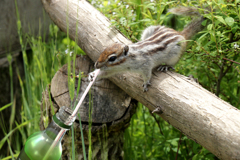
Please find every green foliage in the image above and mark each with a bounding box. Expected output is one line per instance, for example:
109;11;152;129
93;0;176;42
0;22;80;159
1;0;239;159
92;0;240;159
94;0;240;107
177;1;240;105
124;103;215;160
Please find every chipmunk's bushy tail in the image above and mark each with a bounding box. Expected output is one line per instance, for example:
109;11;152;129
169;7;205;40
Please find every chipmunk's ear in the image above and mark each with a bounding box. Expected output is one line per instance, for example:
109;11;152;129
124;45;129;56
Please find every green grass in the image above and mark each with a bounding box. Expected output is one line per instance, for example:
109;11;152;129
1;0;240;159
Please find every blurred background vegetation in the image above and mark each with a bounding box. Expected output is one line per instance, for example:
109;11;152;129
0;0;240;159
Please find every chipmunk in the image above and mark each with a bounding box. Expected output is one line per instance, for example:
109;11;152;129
95;7;205;92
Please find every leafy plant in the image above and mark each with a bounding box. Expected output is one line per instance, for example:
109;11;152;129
92;0;240;159
1;0;239;159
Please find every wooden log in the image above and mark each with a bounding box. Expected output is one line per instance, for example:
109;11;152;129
41;55;136;159
50;56;132;123
41;0;240;159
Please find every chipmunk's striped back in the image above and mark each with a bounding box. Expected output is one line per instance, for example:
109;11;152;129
95;6;205;92
130;26;185;56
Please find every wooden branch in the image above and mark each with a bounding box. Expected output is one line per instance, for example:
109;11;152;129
41;0;240;159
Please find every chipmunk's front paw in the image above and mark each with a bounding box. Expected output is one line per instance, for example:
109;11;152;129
157;65;175;72
142;81;151;92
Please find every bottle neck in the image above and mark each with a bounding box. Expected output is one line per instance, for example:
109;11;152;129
45;119;68;140
45;106;75;140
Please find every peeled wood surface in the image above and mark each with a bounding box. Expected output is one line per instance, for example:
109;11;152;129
51;56;131;123
41;0;240;159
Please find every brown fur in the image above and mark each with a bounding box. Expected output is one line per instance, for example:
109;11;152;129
169;7;204;40
134;32;179;50
98;43;124;62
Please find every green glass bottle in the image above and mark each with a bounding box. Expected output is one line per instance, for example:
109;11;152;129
17;106;76;160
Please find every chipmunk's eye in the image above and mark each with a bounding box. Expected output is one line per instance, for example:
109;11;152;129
124;45;129;56
108;56;117;62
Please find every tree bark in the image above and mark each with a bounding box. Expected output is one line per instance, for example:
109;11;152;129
41;0;240;159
